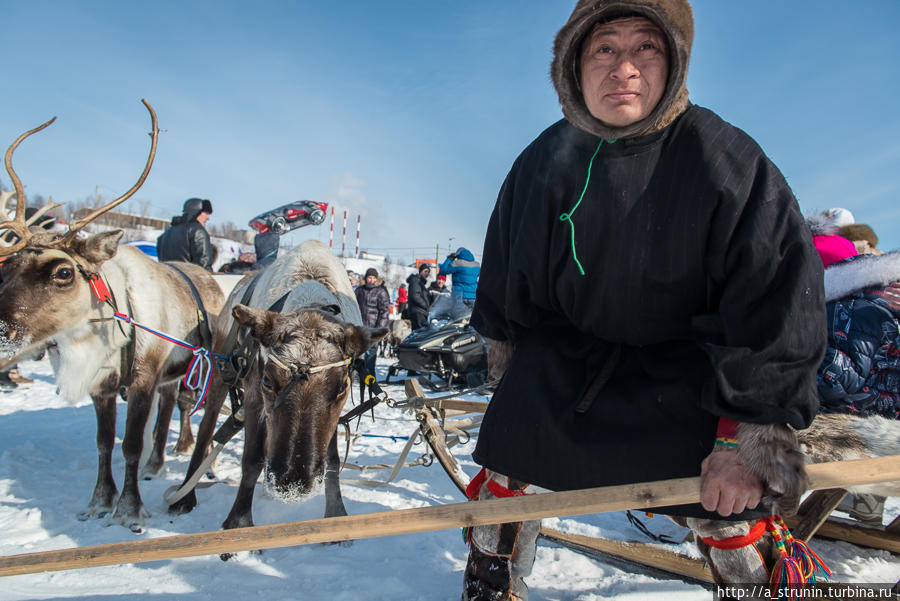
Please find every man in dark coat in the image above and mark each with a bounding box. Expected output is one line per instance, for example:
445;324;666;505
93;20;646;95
354;267;391;379
156;197;214;270
461;1;826;598
405;263;432;330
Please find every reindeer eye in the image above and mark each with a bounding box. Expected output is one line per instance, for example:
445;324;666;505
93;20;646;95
54;267;74;281
262;375;274;390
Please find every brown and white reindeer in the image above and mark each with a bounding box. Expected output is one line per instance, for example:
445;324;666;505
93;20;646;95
0;100;225;532
169;240;387;533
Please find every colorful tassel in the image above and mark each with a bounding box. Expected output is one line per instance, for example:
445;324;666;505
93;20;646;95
767;516;831;593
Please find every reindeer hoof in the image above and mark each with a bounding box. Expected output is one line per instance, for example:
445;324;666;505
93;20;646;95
140;463;165;480
168;494;197;515
77;508;110;521
174;443;194;455
109;499;150;532
77;500;114;521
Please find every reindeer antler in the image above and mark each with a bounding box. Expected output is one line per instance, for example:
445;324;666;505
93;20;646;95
0;99;160;255
0;118;57;254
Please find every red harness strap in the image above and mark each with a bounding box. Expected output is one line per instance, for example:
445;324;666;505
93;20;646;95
699;517;769;549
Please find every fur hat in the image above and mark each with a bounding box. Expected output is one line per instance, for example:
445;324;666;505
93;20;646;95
551;0;694;140
364;267;379;279
182;197;213;218
838;224;878;249
824;207;854;227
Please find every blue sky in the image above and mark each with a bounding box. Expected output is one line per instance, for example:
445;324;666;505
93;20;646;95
3;1;899;263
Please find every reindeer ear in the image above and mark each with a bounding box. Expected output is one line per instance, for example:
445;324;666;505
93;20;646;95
233;304;281;347
74;230;124;263
341;324;389;359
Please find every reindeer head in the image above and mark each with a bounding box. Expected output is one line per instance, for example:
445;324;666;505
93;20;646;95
0;100;159;359
233;304;387;500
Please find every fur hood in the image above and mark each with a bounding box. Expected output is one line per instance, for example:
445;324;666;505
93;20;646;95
824;250;900;302
805;212;840;237
551;0;693;140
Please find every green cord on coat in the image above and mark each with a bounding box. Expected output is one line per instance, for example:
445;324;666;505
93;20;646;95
558;139;614;276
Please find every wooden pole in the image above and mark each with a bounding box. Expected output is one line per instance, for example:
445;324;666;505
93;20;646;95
0;456;897;577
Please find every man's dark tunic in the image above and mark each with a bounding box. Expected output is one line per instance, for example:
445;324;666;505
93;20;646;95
471;106;825;509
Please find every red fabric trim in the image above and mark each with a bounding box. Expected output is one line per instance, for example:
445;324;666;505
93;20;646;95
467;467;532;500
466;467;487;500
716;417;739;440
486;479;530;498
700;518;768;550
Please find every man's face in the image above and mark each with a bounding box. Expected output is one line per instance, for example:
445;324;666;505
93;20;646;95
436;279;445;288
579;17;668;127
420;268;430;280
365;275;377;285
196;211;211;226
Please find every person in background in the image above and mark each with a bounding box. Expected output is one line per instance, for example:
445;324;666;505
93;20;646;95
396;282;408;318
428;274;450;304
439;247;480;308
347;271;360;290
219;252;257;274
839;223;882;256
354;268;391;378
156;197;214;270
463;1;826;597
405;263;432;330
252;231;280;269
812;223;900;527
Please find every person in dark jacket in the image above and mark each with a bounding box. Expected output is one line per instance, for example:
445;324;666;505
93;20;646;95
818;256;900;418
354;267;391;379
438;247;480;307
815;248;900;527
156;197;214;270
405;263;432;330
462;1;826;598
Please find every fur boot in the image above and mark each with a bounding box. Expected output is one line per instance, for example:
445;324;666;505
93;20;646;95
462;470;540;601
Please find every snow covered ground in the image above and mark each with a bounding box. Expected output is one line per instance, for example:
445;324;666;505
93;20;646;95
0;356;896;601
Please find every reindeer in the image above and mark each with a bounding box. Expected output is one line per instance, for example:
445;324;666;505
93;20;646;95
168;241;387;532
380;318;411;358
0;100;225;532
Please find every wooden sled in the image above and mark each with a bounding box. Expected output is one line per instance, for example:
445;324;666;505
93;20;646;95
403;379;900;585
0;381;894;582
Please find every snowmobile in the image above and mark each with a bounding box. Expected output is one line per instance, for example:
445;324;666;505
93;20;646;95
387;295;490;389
248;200;328;235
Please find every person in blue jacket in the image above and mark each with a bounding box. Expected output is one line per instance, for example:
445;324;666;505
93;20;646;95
439;247;480;308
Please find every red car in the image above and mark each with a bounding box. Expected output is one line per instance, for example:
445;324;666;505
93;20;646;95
248;201;328;235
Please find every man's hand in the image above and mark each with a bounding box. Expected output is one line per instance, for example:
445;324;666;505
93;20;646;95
885;282;900;310
700;448;763;517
